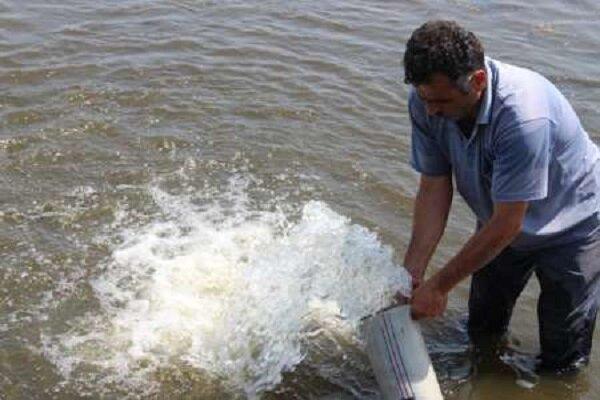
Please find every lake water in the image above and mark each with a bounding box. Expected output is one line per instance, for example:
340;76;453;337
1;1;599;399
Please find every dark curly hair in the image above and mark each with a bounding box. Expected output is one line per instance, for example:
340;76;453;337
404;20;485;90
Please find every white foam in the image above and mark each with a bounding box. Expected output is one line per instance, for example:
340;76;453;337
42;177;411;398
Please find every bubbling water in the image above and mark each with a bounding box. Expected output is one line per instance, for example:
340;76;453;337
42;177;411;398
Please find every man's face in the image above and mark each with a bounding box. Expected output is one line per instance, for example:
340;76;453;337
415;71;486;122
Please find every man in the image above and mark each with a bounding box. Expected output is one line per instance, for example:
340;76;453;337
402;20;600;373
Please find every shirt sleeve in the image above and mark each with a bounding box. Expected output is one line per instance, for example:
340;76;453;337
491;118;551;202
408;93;451;176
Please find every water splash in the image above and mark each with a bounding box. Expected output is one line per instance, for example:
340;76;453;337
42;176;411;398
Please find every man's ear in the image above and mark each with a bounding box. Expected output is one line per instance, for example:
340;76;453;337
472;69;486;91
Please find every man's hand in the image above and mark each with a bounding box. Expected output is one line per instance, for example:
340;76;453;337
406;264;426;290
393;264;425;305
410;276;448;320
408;200;527;320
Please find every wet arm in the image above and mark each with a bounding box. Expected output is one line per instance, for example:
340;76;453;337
431;201;528;293
403;174;453;285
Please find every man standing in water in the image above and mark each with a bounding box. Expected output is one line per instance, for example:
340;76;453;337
402;20;600;372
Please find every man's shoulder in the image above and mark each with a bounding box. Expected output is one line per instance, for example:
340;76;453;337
489;58;560;128
407;87;422;111
407;87;432;127
489;58;548;87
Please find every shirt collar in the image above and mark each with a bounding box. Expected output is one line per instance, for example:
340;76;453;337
475;57;494;126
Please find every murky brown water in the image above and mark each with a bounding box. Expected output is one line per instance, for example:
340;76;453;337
1;1;600;399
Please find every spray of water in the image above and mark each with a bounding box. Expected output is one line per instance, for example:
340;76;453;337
42;176;411;398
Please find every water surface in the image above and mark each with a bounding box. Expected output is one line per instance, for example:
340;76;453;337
1;1;600;399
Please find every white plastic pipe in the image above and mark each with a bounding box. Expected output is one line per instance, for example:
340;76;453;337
363;305;444;400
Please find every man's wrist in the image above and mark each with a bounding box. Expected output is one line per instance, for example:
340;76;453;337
429;270;453;294
405;263;425;276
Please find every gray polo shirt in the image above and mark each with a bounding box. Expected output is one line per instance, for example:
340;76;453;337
410;58;600;250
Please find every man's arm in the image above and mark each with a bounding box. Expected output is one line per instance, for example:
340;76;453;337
410;201;528;319
403;174;453;288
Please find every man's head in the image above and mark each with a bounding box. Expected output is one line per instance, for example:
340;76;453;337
404;20;487;121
